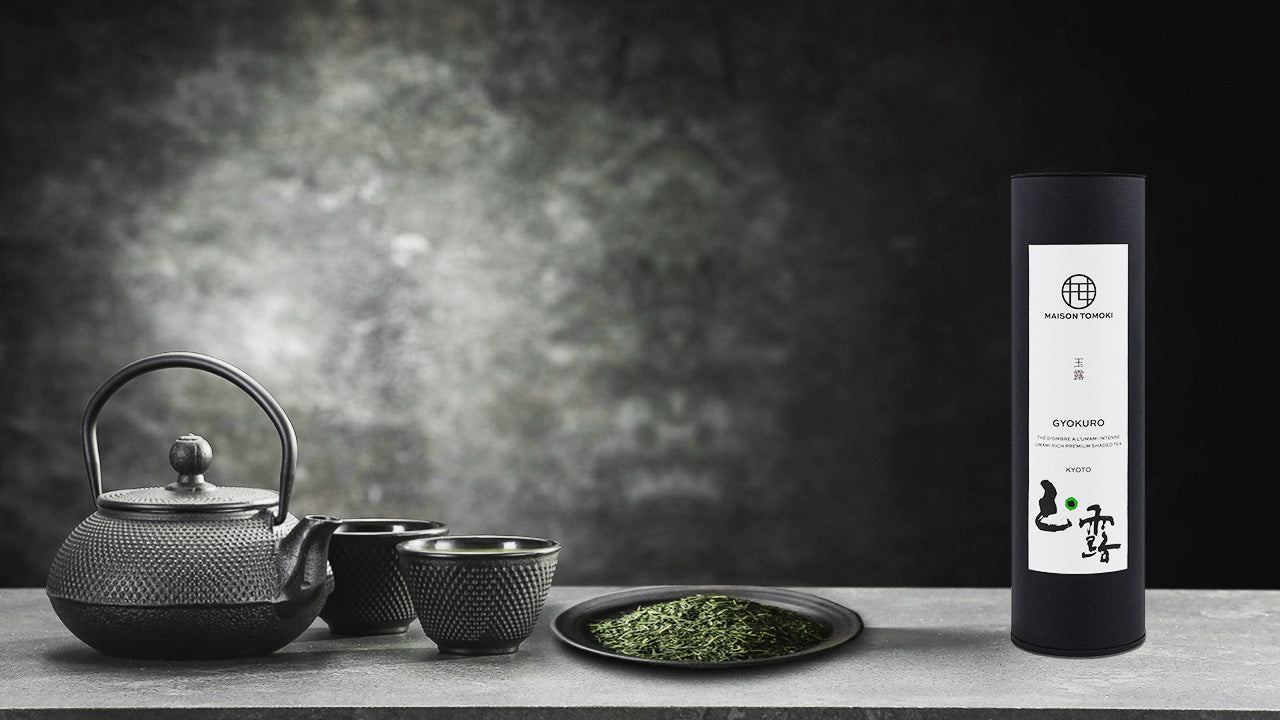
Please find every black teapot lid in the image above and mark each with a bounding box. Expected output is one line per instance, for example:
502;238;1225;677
96;434;279;513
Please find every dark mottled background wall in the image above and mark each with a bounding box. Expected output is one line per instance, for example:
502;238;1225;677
2;2;1274;589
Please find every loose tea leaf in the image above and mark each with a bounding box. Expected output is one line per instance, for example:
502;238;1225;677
588;594;830;662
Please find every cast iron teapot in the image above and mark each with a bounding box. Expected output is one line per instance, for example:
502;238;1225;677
46;352;342;659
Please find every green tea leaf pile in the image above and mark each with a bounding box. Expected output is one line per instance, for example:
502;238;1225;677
588;594;830;662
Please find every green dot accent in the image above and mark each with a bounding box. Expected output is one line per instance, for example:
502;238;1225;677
1065;497;1078;511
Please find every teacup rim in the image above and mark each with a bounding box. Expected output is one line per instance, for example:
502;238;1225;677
334;518;448;537
396;534;560;558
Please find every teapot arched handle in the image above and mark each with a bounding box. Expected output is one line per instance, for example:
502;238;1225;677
82;352;297;525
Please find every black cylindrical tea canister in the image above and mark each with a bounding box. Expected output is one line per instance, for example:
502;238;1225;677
1011;173;1145;656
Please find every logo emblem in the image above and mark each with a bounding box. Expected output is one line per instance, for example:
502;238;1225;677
1061;274;1096;309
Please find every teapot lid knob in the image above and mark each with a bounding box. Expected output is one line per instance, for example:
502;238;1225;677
167;434;214;492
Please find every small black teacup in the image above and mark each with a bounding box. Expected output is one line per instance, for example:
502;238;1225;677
319;519;448;635
396;535;560;655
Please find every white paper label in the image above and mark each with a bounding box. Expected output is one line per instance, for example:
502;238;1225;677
1028;244;1128;574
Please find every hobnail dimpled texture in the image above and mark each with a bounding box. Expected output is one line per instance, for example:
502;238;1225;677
46;510;294;606
320;539;416;632
47;580;331;659
400;553;558;651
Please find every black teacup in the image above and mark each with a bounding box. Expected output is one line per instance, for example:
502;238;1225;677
396;535;560;654
319;519;448;635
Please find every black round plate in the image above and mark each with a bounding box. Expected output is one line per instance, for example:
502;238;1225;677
552;585;863;669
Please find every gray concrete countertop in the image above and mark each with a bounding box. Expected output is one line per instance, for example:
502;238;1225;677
0;587;1276;719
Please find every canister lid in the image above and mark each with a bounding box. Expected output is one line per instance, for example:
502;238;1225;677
95;434;279;514
1011;172;1145;246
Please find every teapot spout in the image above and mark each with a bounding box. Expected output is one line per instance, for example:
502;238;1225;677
277;515;342;604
